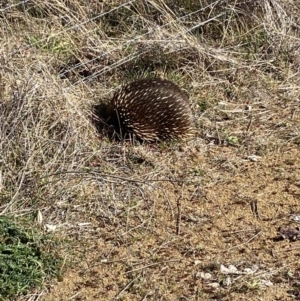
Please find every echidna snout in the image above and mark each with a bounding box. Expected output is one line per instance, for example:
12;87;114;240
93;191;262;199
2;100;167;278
108;78;194;142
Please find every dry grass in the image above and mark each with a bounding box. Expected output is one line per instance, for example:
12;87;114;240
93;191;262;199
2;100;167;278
1;0;300;300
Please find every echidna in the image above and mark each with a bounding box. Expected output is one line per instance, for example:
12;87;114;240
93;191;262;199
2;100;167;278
108;78;194;142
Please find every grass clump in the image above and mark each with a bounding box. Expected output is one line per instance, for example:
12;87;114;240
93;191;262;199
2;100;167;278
0;216;62;301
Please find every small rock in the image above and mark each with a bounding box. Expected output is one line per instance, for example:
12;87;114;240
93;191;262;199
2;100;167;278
220;264;239;274
208;282;220;289
45;224;57;232
247;155;261;162
196;272;212;280
261;279;273;287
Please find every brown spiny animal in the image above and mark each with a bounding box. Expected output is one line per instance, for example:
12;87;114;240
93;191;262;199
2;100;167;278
108;78;194;142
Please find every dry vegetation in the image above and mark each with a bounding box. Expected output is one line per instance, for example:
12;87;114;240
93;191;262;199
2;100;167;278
1;0;300;300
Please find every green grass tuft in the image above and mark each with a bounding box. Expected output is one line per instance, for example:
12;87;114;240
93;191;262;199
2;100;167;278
0;216;63;300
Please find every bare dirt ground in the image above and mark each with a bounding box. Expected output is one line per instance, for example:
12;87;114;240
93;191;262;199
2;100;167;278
1;1;300;300
43;147;300;301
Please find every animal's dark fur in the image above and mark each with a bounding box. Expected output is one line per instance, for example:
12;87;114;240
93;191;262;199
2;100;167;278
108;78;194;141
